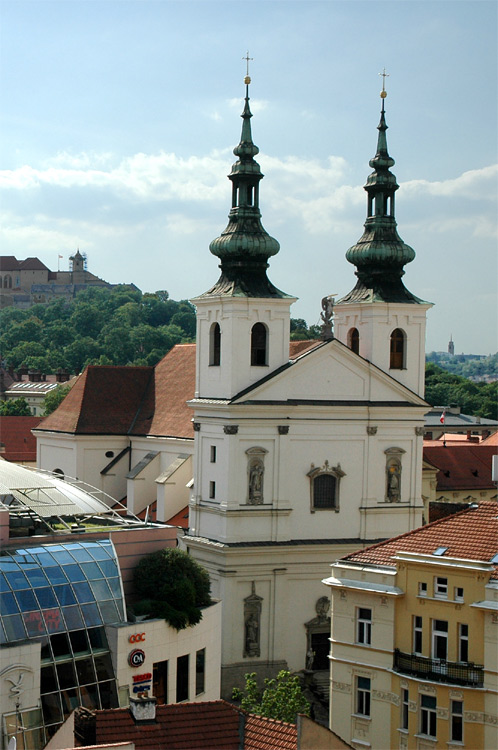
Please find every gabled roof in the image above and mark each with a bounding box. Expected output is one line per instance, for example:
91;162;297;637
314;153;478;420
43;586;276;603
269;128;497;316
93;700;298;750
423;443;497;491
340;501;498;578
36;367;154;434
0;416;43;461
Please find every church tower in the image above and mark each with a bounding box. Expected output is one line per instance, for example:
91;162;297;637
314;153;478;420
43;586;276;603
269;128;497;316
191;74;295;400
334;81;432;397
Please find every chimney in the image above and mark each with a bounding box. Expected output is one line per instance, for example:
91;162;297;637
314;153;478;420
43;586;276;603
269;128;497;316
74;707;96;746
55;368;70;383
28;370;41;382
129;695;157;724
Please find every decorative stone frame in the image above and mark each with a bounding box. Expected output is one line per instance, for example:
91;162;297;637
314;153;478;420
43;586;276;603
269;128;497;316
246;447;268;505
307;460;346;512
384;447;405;502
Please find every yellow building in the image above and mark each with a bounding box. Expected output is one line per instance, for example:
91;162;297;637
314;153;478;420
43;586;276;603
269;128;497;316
324;501;498;749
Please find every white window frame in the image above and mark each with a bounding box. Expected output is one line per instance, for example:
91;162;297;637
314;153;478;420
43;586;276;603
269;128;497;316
355;676;371;717
454;586;464;602
356;607;372;646
450;700;463;743
401;688;409;731
431;619;448;661
420;694;437;739
413;615;423;655
458;623;469;663
418;581;427;597
434;576;448;599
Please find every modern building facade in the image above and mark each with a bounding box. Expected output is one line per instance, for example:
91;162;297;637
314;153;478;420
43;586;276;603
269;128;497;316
323;501;498;749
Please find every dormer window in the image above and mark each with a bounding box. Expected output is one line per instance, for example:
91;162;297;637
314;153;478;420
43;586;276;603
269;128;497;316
390;328;406;369
209;322;221;366
250;323;268;366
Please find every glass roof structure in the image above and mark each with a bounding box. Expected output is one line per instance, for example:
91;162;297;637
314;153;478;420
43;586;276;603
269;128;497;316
1;539;125;746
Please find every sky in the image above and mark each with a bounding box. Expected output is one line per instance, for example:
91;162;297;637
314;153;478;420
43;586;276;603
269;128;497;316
1;0;496;354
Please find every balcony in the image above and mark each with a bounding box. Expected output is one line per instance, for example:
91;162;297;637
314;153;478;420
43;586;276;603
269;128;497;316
393;649;484;687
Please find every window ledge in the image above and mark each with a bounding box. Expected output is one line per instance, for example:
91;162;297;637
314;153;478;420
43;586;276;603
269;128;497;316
414;734;437;743
352;714;371;722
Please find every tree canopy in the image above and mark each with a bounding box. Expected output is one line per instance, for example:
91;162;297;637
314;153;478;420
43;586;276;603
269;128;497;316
133;548;211;631
43;385;72;416
0;397;31;416
232;670;310;724
425;363;497;420
0;287;196;373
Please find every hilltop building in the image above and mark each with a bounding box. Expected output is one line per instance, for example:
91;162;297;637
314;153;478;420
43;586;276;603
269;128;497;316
37;79;431;698
323;501;498;749
0;252;136;309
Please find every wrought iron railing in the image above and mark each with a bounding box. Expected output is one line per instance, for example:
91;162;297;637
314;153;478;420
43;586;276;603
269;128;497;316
393;649;483;687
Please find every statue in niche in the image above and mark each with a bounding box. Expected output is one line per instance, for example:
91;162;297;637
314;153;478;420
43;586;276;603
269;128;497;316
387;463;401;502
248;461;264;504
243;582;263;658
246;447;267;505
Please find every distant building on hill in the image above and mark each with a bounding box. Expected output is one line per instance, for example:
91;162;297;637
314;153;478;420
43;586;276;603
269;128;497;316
0;251;138;308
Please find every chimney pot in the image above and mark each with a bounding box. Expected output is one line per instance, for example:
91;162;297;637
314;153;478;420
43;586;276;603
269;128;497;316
129;695;157;724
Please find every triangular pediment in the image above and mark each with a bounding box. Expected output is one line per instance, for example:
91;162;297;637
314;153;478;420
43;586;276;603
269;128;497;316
232;339;427;405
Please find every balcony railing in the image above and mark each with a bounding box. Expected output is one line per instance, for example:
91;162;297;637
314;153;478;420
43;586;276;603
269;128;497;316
393;649;484;687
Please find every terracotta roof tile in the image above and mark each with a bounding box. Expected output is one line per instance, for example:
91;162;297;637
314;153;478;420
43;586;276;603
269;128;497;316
245;714;297;749
0;416;43;461
423;443;497;491
342;501;498;578
289;340;321;358
165;504;189;528
95;701;241;750
132;344;196;439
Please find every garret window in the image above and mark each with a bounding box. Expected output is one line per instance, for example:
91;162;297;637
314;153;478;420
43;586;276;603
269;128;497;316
307;461;346;512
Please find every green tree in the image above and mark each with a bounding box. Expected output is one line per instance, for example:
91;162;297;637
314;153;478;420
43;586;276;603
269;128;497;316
133;548;211;630
43;385;71;416
232;670;310;724
0;398;32;416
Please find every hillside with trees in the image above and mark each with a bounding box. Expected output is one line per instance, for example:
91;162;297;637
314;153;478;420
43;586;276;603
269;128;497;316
426;351;498;380
0;286;196;373
425;363;497;420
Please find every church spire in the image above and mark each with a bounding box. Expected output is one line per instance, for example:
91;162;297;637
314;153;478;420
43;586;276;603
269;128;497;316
204;66;289;299
338;74;421;305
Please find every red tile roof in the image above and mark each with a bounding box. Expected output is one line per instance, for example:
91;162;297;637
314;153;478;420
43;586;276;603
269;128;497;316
95;701;239;750
0;416;43;461
423;443;497;491
341;501;498;578
93;700;300;750
289;340;321;358
245;714;297;749
133;344;196;439
37;367;154;434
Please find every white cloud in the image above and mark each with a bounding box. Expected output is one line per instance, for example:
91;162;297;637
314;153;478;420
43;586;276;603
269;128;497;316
403;164;498;199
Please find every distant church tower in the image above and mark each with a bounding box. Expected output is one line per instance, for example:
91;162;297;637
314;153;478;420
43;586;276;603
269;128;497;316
334;83;432;397
448;335;455;356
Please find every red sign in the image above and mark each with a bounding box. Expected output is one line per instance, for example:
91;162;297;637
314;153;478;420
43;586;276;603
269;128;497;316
24;608;62;634
133;673;152;683
128;632;146;643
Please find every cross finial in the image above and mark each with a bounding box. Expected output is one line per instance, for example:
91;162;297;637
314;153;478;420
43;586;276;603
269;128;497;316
243;51;253;83
379;67;389;98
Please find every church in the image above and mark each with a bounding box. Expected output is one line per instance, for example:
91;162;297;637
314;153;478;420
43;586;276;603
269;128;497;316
36;73;432;698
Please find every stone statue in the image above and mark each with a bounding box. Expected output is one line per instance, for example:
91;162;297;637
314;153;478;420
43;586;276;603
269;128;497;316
248;461;264;504
320;294;335;340
245;613;259;657
387;465;401;502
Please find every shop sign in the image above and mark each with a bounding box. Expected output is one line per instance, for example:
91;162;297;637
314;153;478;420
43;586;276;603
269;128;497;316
128;649;146;668
128;633;146;643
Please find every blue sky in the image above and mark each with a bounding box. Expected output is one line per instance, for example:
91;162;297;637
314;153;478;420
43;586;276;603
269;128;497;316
1;0;496;354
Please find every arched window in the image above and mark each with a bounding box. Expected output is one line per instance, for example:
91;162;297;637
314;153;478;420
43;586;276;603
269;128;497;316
348;327;359;354
390;328;406;369
209;322;221;366
251;323;268;366
4;275;12;289
307;461;346;512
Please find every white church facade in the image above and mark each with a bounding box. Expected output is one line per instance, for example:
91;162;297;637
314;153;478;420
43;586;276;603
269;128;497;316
36;76;431;697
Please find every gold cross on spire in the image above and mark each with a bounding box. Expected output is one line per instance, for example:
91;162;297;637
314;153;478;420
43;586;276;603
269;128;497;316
243;51;253;84
379;67;389;98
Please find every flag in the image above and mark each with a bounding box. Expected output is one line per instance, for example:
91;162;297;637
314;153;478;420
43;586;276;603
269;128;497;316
58;254;63;258
440;409;446;424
